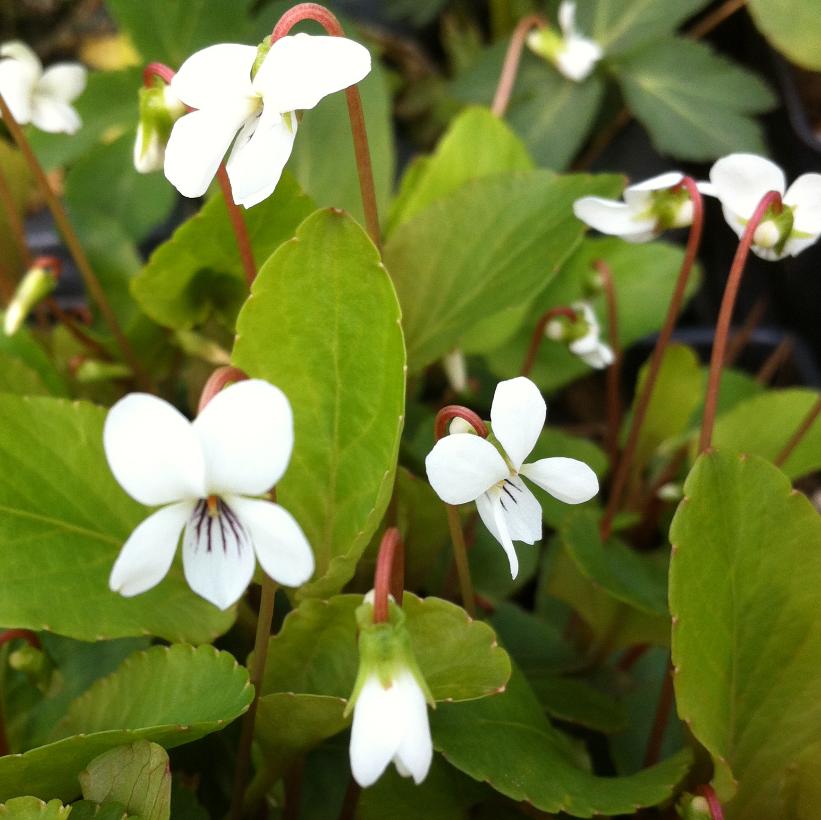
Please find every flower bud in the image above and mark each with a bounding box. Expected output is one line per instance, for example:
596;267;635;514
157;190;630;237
449;416;477;435
8;643;46;675
134;82;185;173
676;794;712;819
173;330;231;365
73;359;133;383
3;260;58;336
657;482;683;502
442;348;468;394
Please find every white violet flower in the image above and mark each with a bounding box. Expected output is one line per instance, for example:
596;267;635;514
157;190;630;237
164;33;371;207
573;172;711;243
708;153;821;260
425;377;599;578
0;41;86;134
104;379;314;610
527;1;603;83
546;302;613;369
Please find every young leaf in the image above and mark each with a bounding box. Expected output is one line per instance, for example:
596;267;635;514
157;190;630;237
233;209;405;599
748;0;821;70
0;396;234;642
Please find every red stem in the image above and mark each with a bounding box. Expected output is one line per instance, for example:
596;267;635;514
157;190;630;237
699;191;783;453
197;366;249;413
775;396;821;468
0;630;40;649
600;178;704;539
271;4;381;247
434;405;489;441
643;656;674;767
372;527;404;623
698;785;725;820
520;306;579;377
143;62;176;85
491;15;548;117
595;260;622;466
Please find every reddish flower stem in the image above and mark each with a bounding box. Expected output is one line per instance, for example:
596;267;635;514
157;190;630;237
143;64;257;286
372;527;405;623
723;295;767;367
594;260;622;466
600;178;703;539
197;366;249;413
433;405;489;441
0;162;31;269
520;306;579;378
698;785;725;820
490;14;549;118
271;4;381;248
775;396;821;468
699;191;782;453
643;656;674;767
754;334;793;384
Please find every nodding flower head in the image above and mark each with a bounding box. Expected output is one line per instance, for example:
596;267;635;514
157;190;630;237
134;80;185;173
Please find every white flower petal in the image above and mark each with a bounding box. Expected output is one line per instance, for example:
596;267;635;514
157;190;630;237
104;393;206;506
0;58;36;124
193;379;293;496
164;104;249;199
182;498;256;609
442;348;468;393
719;203;746;241
784;172;821;235
134;123;164;173
425;434;509;505
29;94;80;134
109;501;194;597
226;107;297;208
497;475;542;544
521;457;599;504
0;42;41;73
392;670;433;784
558;1;577;35
578;341;614;369
476;490;519;579
37;63;86;102
709;153;785;220
227;496;314;588
573;196;656;239
622;171;683;211
490;377;545;471
557;37;602;82
783;235;820;258
350;674;404;788
171;43;256;109
255;33;371;113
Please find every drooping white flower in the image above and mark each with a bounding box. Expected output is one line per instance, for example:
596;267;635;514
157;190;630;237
0;41;86;134
573;172;712;242
347;593;433;788
164;34;371;208
425;377;598;578
104;379;314;610
566;302;614;369
708;153;821;260
134;83;185;173
527;1;603;83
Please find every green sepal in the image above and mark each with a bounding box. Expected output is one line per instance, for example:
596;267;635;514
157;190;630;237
526;26;565;65
136;83;183;163
650;185;692;231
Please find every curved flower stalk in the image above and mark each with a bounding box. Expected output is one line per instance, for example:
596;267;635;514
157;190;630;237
0;41;86;134
426;377;598;578
104;379;313;610
527;1;602;82
573;172;711;242
545;301;614;369
709;153;821;259
164;34;371;207
347;591;434;787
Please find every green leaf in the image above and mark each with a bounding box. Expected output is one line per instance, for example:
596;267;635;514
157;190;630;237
669;451;821;817
79;742;171;820
0;353;50;396
0;799;69;820
528;672;627;734
385;171;623;373
578;0;711;55
487;237;698;391
131;174;314;330
561;509;668;616
0;396;234;642
711;388;821;479
387;105;533;234
105;0;255;67
748;0;821;70
470;523;540;603
0;318;67;396
616;38;776;161
432;666;693;817
232;209;405;598
0;645;252;801
28;70;143;170
450;44;604;170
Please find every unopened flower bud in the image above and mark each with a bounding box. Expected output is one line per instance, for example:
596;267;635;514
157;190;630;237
442;348;468;394
3;259;59;336
677;794;711;819
173;329;231;365
9;643;46;675
449;417;476;435
544;318;567;341
752;219;780;249
73;359;133;383
134;82;185;173
657;482;683;502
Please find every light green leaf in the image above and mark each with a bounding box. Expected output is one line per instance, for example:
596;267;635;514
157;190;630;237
0;799;69;820
233;209;405;598
0;645;252;801
528;672;627;734
0;353;50;396
711;388;821;479
0;396;234;642
79;742;170;820
616;38;776;160
0;317;66;396
432;666;693;817
385;171;623;373
669;451;821;817
387;105;533;234
748;0;821;70
132;174;314;330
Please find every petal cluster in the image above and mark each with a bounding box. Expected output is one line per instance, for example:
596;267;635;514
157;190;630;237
0;41;86;134
566;302;614;369
425;377;598;578
164;34;371;208
555;1;603;82
104;379;314;610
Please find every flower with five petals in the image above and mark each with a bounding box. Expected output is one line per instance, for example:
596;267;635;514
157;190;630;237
104;379;314;610
425;377;599;578
164;33;370;207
